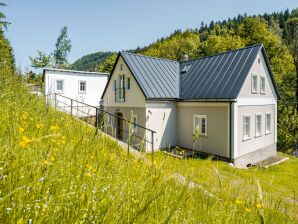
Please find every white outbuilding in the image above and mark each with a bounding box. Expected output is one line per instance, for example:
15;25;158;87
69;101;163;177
44;68;108;116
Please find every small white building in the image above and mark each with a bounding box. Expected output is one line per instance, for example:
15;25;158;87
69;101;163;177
44;68;108;116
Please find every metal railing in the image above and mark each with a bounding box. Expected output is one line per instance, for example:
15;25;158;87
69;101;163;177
45;93;156;160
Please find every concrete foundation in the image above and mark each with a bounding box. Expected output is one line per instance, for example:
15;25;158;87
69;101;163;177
233;143;277;168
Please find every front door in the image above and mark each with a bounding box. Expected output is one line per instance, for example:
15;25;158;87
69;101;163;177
116;112;123;140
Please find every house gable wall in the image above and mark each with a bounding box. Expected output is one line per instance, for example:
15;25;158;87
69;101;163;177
238;51;277;99
102;56;146;108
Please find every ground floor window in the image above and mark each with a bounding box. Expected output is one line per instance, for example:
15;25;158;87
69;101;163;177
243;115;250;140
131;115;137;133
193;115;207;136
265;113;272;134
255;114;262;137
55;79;64;92
79;80;86;93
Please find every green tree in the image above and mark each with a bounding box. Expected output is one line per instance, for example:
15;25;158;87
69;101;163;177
0;2;14;75
0;2;9;29
29;50;53;69
284;18;298;111
98;53;117;73
54;26;71;67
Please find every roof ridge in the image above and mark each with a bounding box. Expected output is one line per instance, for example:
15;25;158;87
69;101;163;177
121;51;179;63
179;43;263;64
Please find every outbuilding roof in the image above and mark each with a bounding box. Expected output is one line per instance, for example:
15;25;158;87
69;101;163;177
103;44;280;100
43;68;109;76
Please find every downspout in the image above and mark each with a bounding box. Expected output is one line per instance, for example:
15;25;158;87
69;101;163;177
229;102;233;163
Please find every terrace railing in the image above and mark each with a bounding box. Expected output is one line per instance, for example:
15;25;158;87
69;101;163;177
45;93;156;160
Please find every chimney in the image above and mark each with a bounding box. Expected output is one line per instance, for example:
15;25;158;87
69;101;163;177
183;53;189;62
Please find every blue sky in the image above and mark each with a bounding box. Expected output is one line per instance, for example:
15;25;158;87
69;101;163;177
3;0;298;70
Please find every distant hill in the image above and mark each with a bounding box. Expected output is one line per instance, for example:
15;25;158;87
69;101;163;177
71;51;113;71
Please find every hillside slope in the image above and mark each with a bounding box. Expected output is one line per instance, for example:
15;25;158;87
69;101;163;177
71;51;112;71
0;70;297;223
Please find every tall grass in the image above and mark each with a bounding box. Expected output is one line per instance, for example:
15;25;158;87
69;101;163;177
0;73;297;223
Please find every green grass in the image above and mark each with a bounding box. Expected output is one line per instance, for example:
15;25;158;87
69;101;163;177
0;73;297;223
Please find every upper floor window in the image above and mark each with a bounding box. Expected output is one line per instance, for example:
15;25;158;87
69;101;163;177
265;113;272;134
251;74;258;93
115;75;125;102
260;75;265;94
243;115;251;140
193;115;207;136
79;80;86;93
127;77;130;90
255;114;262;137
56;79;64;93
120;64;123;70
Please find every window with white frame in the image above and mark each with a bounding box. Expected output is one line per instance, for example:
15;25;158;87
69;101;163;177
56;79;64;92
193;115;207;136
79;81;86;93
243;115;251;140
131;115;137;133
260;75;265;94
265;113;272;134
255;114;262;137
251;74;258;93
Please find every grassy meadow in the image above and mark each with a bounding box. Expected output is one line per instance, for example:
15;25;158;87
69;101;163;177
0;73;297;223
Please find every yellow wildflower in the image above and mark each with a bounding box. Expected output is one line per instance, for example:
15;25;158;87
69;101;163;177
245;208;251;213
50;125;60;132
19;127;24;133
19;136;30;148
256;203;262;209
86;173;92;177
36;124;43;129
43;160;51;166
235;199;245;204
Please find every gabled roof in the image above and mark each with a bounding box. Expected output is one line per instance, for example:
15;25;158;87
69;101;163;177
102;44;280;101
121;52;180;99
180;44;262;99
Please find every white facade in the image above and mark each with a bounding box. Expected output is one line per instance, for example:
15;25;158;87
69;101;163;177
44;68;108;117
44;68;108;106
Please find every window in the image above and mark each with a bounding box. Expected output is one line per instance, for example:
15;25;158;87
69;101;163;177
255;114;262;137
265;113;272;134
127;77;130;90
193;115;207;136
79;81;86;93
243;115;251;140
251;74;258;93
115;75;125;102
260;75;265;94
56;80;64;92
131;115;137;133
120;64;123;70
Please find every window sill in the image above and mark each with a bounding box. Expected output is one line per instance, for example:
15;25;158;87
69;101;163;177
193;134;208;138
55;91;64;94
251;91;258;94
242;137;251;142
254;134;262;138
265;131;272;135
260;92;265;95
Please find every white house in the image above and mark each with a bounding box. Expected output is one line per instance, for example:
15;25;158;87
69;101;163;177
101;44;280;168
44;68;108;116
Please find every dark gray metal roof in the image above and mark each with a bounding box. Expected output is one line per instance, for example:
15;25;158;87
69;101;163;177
121;52;180;98
180;44;262;99
102;44;280;100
